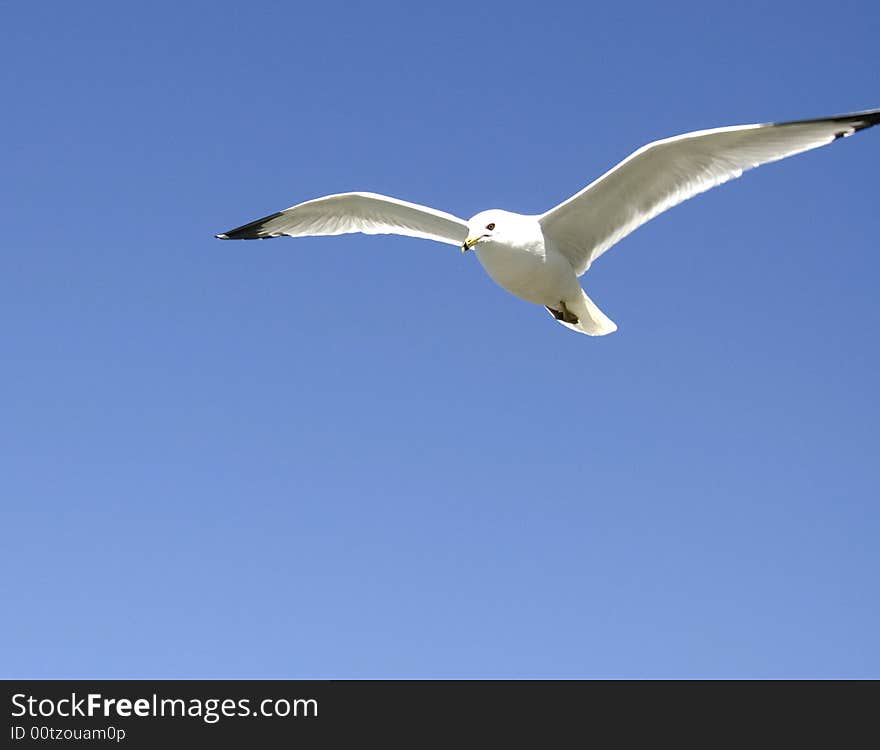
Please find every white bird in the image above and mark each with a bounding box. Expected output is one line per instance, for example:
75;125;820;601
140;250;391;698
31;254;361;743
217;109;879;336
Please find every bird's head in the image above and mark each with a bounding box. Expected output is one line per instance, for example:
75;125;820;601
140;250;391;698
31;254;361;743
462;210;506;252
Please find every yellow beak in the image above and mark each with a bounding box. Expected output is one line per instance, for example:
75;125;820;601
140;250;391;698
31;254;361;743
461;236;480;253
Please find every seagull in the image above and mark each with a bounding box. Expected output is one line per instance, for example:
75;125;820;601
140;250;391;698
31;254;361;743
216;108;879;336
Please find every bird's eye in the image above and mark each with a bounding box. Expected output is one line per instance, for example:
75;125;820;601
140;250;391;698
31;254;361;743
486;223;495;231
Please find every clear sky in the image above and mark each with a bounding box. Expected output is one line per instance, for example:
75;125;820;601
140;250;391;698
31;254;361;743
2;0;878;678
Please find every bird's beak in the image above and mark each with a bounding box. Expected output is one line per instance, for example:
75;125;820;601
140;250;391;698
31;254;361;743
462;236;480;253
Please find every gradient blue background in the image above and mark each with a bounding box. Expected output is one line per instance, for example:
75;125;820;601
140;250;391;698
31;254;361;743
2;0;878;678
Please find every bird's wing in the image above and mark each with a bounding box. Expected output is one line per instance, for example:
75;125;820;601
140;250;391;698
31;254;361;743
539;109;880;276
216;191;468;246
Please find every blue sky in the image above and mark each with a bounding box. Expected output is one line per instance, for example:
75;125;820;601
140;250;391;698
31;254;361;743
2;0;878;678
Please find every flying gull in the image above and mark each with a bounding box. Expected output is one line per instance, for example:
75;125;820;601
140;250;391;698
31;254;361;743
217;108;880;336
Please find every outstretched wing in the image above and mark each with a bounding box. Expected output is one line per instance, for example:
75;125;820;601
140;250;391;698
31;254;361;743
216;191;468;247
540;109;880;276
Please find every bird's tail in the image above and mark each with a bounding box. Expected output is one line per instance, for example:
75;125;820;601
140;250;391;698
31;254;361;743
548;288;618;336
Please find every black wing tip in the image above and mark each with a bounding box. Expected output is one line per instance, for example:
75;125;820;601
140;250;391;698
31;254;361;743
774;107;880;138
835;108;880;138
214;211;285;240
847;107;880;127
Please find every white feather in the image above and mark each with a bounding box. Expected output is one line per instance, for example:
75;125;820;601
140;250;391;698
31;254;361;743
539;112;879;275
217;191;468;247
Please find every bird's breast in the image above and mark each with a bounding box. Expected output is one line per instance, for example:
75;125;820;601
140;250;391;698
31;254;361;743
474;240;575;306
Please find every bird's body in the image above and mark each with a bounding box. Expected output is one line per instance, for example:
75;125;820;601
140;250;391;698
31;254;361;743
476;227;579;310
469;211;550;304
217;108;880;337
469;210;615;334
